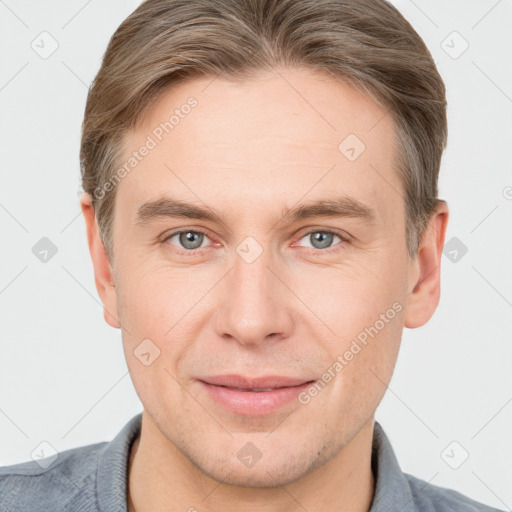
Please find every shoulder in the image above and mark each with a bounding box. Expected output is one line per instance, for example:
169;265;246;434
371;421;504;512
0;441;107;512
405;473;505;512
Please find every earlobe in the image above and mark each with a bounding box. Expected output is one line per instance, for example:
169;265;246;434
79;192;121;329
404;202;449;329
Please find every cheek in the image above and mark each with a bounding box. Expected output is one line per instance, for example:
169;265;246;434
297;253;405;334
117;266;188;411
115;259;192;337
298;254;406;391
115;262;212;387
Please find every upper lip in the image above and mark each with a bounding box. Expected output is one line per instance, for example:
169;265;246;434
199;374;314;389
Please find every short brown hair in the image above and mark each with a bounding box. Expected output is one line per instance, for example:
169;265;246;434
80;0;447;262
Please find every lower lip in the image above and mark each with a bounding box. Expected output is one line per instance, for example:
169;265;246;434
199;380;314;416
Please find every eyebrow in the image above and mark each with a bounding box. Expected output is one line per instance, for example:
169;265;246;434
134;195;377;227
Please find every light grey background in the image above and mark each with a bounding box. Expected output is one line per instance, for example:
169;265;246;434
1;0;511;509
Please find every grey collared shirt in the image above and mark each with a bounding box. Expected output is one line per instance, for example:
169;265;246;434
0;413;504;511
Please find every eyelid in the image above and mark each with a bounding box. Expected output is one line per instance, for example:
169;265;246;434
160;225;213;241
294;226;351;243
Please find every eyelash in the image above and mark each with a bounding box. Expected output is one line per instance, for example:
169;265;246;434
159;228;349;256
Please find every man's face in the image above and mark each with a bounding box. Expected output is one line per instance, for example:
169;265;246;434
101;68;418;486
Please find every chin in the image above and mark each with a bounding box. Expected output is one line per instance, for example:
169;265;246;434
200;462;309;488
188;441;334;489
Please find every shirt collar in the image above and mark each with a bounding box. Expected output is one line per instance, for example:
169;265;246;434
369;421;416;512
97;412;142;512
96;413;414;512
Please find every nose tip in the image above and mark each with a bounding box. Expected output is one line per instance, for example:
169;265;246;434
212;253;294;347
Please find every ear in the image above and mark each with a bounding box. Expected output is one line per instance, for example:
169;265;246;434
79;192;121;329
404;201;449;329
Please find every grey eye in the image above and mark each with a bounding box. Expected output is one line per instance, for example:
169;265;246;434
175;231;206;250
300;231;341;250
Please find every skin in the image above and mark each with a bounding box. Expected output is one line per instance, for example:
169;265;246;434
80;67;448;512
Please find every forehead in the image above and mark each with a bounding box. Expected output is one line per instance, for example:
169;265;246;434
119;67;401;224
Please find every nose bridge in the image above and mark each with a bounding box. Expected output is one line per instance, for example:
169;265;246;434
214;237;293;345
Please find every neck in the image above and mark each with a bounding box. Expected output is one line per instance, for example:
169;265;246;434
127;413;375;512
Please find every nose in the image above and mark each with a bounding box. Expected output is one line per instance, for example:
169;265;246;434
213;242;294;347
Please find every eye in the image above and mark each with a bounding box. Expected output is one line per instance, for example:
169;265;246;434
296;230;347;252
164;230;210;252
160;228;348;256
